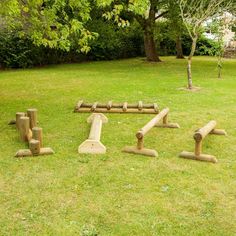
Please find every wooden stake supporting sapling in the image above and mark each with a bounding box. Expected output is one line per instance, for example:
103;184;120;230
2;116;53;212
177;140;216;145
123;108;180;157
78;113;108;154
179;120;226;163
15;127;54;158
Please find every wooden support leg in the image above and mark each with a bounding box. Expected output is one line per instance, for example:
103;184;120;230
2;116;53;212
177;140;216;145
122;137;158;157
29;139;40;155
179;138;217;163
155;113;180;129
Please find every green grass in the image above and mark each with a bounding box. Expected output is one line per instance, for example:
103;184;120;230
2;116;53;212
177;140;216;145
0;56;236;235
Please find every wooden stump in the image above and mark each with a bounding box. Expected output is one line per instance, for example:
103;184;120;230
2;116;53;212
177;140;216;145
29;139;40;155
27;108;37;129
32;127;43;147
19;117;32;142
16;112;25;130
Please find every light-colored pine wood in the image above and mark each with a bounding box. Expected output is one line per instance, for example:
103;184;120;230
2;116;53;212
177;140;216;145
122;146;158;157
27;108;38;129
75;108;159;114
16;112;25;130
91;102;98;112
19;117;31;142
138;101;143;110
15;147;54;157
32;127;43;147
153;103;159;112
210;129;227;135
76;100;83;110
29;139;40;155
179;120;226;163
107;101;112;110
123;102;128;112
124;108;179;157
194;120;217;141
79;113;108;154
179;151;217;163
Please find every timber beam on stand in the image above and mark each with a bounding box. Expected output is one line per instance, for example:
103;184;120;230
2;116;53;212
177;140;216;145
74;100;159;114
179;120;227;163
122;108;180;157
78;113;108;154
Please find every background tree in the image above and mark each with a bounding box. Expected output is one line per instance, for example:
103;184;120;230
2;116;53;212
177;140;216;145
179;0;233;89
100;0;169;62
0;0;97;53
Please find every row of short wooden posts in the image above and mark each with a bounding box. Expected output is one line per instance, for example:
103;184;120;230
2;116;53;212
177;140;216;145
14;109;54;157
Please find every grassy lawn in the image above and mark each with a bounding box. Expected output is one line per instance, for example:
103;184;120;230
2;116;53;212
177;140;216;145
0;56;236;235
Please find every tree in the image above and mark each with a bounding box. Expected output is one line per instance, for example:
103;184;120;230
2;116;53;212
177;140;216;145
0;0;97;53
100;0;169;62
179;0;232;89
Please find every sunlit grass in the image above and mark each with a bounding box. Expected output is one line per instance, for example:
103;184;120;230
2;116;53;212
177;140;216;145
0;56;235;235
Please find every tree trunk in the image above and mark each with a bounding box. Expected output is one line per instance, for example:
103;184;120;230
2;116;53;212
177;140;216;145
187;36;198;89
144;27;161;62
176;35;185;59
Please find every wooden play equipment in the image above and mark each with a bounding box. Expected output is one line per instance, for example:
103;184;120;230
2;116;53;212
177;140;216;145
74;100;159;114
123;108;180;157
15;126;54;157
79;113;108;154
19;117;32;142
179;120;226;163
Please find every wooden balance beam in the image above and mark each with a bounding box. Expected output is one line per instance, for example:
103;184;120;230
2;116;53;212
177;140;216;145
15;127;54;158
179;120;227;163
74;100;159;114
122;108;180;157
78;113;108;154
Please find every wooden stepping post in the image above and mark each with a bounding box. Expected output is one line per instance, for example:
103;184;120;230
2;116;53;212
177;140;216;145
27;108;37;129
15;127;54;158
79;113;108;154
123;108;180;157
19;117;32;142
179;120;226;163
16;112;25;129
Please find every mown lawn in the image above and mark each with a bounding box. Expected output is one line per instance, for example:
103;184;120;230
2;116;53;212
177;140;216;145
0;56;236;236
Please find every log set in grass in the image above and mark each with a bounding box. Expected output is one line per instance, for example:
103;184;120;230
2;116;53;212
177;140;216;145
123;108;180;157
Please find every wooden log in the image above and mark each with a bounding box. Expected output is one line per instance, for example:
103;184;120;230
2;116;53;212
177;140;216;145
29;139;40;155
122;146;158;157
16;112;25;130
32;127;43;147
79;113;108;154
123;102;128;112
179;151;217;163
210;129;227;136
91;102;98;112
153;103;159;113
137;108;169;138
107;101;112;110
75;100;83;110
75;108;159;114
138;101;143;111
19;117;31;142
8;120;16;125
74;101;159;109
194;120;217;142
27;108;37;129
15;147;54;158
194;140;202;156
